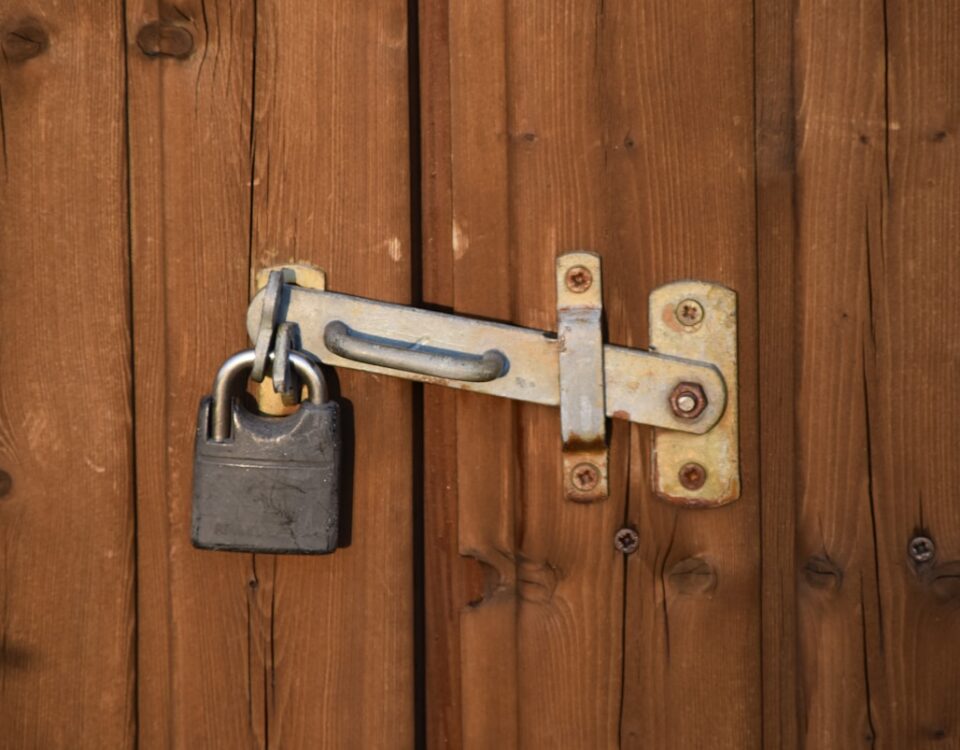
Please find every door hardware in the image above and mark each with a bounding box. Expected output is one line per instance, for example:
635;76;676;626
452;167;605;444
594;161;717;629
192;349;342;554
243;252;740;506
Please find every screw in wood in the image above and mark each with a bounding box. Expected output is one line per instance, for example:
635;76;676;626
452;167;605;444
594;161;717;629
614;528;640;555
678;462;707;490
675;298;705;327
564;265;593;293
908;535;935;563
570;462;600;491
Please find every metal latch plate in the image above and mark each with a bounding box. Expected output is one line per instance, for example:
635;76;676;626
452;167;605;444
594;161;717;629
650;281;740;506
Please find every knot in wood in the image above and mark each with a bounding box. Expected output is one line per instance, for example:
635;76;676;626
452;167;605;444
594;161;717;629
136;22;194;59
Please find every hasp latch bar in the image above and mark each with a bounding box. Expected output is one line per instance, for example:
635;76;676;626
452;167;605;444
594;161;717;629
247;253;740;506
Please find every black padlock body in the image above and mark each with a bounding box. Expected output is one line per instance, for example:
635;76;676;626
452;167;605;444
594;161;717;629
191;397;341;554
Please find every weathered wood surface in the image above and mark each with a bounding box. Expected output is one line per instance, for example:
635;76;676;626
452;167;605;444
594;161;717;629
249;1;415;746
128;0;413;747
1;1;959;747
127;0;257;745
795;1;960;747
424;1;761;747
0;3;136;747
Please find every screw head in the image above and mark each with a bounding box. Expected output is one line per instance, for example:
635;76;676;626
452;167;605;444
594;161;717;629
614;528;640;555
675;298;705;327
570;462;600;491
678;462;707;490
669;382;708;420
564;265;593;293
908;535;935;563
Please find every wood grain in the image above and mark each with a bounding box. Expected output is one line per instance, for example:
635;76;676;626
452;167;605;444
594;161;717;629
793;2;890;746
248;1;415;746
755;0;799;746
0;2;136;747
606;3;761;747
795;0;960;746
425;1;761;747
126;0;258;745
419;0;487;745
130;0;414;746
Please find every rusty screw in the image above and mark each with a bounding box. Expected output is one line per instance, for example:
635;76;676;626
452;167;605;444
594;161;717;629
675;298;705;327
908;535;935;563
614;528;640;555
669;382;707;420
564;265;593;293
678;462;707;490
570;462;600;492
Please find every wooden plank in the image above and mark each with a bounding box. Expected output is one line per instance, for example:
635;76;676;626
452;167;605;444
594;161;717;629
418;0;487;746
796;1;960;745
428;1;762;746
793;2;890;746
126;1;258;745
755;0;799;746
447;1;521;747
0;3;136;747
248;1;415;746
877;5;960;742
608;3;761;747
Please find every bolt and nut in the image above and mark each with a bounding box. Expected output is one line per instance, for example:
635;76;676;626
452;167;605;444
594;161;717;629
908;535;935;563
570;462;600;491
564;266;593;293
614;528;640;555
675;298;704;327
678;462;707;490
669;382;707;420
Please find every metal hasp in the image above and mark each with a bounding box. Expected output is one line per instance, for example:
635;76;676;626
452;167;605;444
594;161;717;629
247;255;740;505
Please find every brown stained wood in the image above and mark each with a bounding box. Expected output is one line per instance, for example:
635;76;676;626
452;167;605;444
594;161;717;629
755;0;799;746
605;2;762;747
0;3;136;747
126;0;257;745
418;1;487;745
505;4;629;745
796;1;960;747
249;1;415;746
793;2;891;746
428;1;762;747
879;5;960;742
447;0;522;747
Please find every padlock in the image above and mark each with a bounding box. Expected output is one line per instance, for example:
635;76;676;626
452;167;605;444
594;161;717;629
191;348;341;554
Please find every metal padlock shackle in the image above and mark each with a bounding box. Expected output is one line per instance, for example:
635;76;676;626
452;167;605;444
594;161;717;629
209;349;327;443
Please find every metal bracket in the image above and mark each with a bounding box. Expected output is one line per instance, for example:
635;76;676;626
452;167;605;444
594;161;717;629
248;253;740;505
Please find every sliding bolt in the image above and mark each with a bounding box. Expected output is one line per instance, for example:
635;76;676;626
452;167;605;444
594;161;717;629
564;266;593;293
908;535;935;564
675;298;704;327
669;382;707;420
614;528;640;555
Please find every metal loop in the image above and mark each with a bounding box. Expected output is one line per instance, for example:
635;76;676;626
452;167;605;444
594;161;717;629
251;270;284;382
271;321;302;404
210;349;326;442
323;320;506;383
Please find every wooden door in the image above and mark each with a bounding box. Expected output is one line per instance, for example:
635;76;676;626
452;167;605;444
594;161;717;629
1;1;958;748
